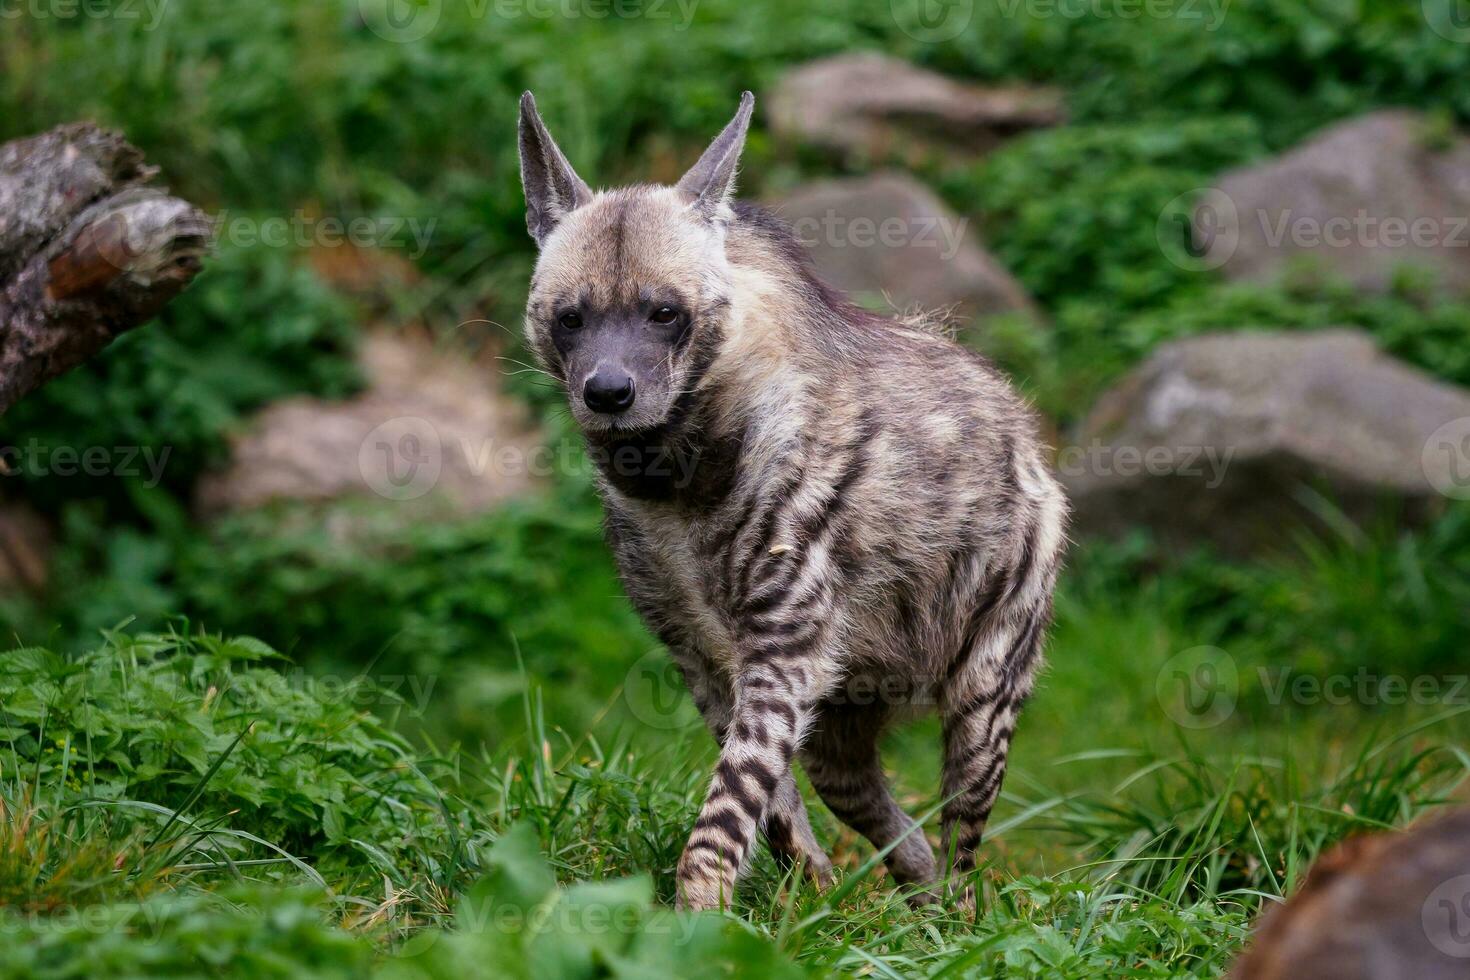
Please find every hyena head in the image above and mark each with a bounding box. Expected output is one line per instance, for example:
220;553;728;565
518;91;754;437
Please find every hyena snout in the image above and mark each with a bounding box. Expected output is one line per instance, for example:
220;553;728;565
583;365;637;415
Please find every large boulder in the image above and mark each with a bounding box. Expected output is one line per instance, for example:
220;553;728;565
768;53;1065;165
1197;111;1470;293
774;173;1037;326
197;333;542;518
1062;330;1470;552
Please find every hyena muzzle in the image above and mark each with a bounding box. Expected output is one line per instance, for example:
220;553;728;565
518;91;1068;911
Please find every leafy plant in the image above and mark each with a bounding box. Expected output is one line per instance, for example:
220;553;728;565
1;886;377;980
947;117;1267;311
0;631;487;904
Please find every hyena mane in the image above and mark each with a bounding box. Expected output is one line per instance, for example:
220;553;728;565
519;91;1069;911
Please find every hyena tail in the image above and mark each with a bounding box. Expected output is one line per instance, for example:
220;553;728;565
937;485;1067;902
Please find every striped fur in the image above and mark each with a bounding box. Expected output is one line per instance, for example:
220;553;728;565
519;93;1069;911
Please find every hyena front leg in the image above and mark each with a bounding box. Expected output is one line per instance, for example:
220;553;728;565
676;650;832;887
938;597;1052;904
676;649;835;911
800;702;938;897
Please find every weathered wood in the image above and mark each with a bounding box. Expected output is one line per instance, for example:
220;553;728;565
0;123;209;416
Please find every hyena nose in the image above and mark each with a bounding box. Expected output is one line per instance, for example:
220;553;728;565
584;368;636;414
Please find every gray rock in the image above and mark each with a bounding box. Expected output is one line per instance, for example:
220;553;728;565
1198;111;1470;293
769;53;1065;165
1062;329;1470;552
197;333;542;519
773;173;1037;325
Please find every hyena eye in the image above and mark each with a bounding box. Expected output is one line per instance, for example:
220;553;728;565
558;311;584;330
650;307;680;325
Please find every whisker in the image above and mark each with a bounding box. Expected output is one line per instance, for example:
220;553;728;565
459;317;517;338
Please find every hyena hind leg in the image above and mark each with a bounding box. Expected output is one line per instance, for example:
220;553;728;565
938;598;1052;904
800;703;939;900
763;774;835;887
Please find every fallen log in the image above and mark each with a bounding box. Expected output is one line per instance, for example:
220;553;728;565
0;122;209;416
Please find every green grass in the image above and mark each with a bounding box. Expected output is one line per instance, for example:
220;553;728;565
2;619;1467;977
6;474;1470;977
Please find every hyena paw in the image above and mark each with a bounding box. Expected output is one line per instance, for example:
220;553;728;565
674;876;726;912
794;851;835;890
944;880;978;919
903;885;944;909
675;850;733;912
768;853;833;897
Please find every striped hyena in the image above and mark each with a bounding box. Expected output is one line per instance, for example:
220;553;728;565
518;91;1068;911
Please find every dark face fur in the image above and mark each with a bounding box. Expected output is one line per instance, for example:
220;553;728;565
518;92;752;439
550;297;687;423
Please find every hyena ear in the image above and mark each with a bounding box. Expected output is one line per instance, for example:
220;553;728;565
519;92;594;247
676;91;755;224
